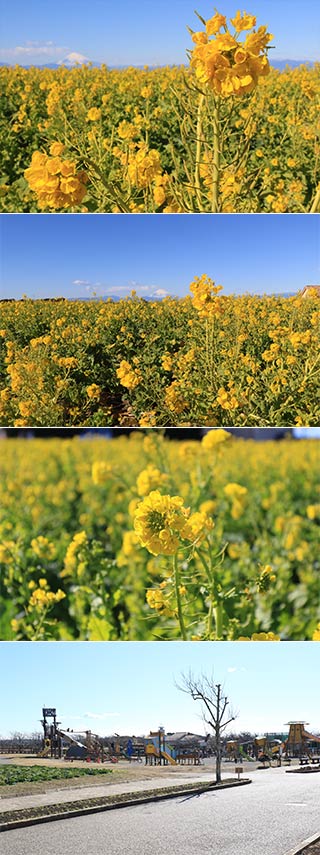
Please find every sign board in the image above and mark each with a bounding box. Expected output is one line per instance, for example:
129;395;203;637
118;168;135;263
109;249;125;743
43;708;56;717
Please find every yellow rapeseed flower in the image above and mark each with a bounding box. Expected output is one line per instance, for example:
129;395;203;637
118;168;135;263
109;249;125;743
134;490;190;555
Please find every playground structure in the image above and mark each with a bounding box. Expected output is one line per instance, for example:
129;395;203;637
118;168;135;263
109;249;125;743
226;740;255;762
226;723;320;765
30;711;320;767
145;729;201;766
39;708;105;761
253;737;285;766
145;729;177;766
285;722;320;758
225;737;282;762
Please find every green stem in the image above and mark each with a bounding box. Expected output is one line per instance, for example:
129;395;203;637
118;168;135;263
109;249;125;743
207;599;214;636
214;599;223;639
173;553;187;640
195;546;217;637
310;184;320;213
209;546;224;638
32;605;49;641
195;93;205;210
146;99;149;148
211;96;221;213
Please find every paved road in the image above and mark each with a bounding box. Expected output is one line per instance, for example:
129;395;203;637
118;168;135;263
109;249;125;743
1;768;319;855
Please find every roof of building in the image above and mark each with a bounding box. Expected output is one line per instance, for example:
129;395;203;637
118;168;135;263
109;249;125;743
300;285;320;297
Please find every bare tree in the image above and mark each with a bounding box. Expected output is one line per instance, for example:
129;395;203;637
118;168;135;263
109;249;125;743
177;671;237;783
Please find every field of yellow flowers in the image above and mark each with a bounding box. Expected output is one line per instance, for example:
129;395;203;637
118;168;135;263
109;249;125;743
1;8;319;213
0;430;319;642
0;283;319;427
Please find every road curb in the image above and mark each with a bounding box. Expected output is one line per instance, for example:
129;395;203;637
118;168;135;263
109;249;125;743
0;778;251;832
283;831;320;855
286;768;320;774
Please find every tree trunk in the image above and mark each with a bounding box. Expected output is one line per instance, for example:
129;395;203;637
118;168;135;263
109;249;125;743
215;683;221;783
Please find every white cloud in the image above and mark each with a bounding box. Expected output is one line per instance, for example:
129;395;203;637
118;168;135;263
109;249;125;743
0;41;68;61
59;711;120;722
59;714;84;722
0;43;90;65
72;279;91;286
84;712;120;720
227;666;247;674
103;285;132;294
25;40;55;48
71;279;169;299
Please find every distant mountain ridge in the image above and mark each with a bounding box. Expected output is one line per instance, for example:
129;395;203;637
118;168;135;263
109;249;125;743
1;292;298;303
0;59;315;70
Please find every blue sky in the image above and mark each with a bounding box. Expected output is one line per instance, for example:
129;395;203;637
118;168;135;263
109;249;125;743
1;215;319;299
0;642;319;738
1;0;319;66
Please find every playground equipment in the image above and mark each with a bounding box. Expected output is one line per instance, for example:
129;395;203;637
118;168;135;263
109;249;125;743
226;735;285;765
40;708;63;758
145;729;202;765
145;729;177;765
285;722;320;758
226;740;255;762
226;724;320;767
254;736;285;766
36;712;320;766
39;708;105;760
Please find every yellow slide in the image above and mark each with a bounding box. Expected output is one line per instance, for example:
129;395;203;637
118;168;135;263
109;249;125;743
271;742;285;754
161;750;177;765
38;745;51;757
146;745;177;764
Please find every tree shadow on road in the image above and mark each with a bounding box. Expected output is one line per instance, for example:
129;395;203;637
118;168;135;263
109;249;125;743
178;785;218;804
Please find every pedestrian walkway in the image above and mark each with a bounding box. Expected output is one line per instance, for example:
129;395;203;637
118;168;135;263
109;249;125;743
0;769;221;813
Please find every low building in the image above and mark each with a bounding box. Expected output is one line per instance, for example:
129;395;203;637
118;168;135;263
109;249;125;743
300;285;320;298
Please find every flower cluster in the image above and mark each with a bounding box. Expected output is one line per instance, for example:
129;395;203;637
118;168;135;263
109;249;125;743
127;145;163;189
189;9;273;97
189;275;223;317
202;429;231;450
62;530;88;577
31;536;56;561
146;586;176;617
238;632;280;641
116;360;142;390
92;461;112;485
136;465;168;497
28;578;66;610
224;481;248;519
256;564;277;592
86;383;101;400
134;490;214;556
24;144;88;209
134;491;192;555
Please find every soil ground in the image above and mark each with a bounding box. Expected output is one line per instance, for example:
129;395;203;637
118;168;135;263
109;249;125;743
0;755;213;798
300;846;320;854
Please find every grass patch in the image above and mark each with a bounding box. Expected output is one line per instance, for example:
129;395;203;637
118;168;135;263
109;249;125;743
0;765;113;786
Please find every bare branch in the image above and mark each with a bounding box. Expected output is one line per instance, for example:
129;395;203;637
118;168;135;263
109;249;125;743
175;669;238;783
